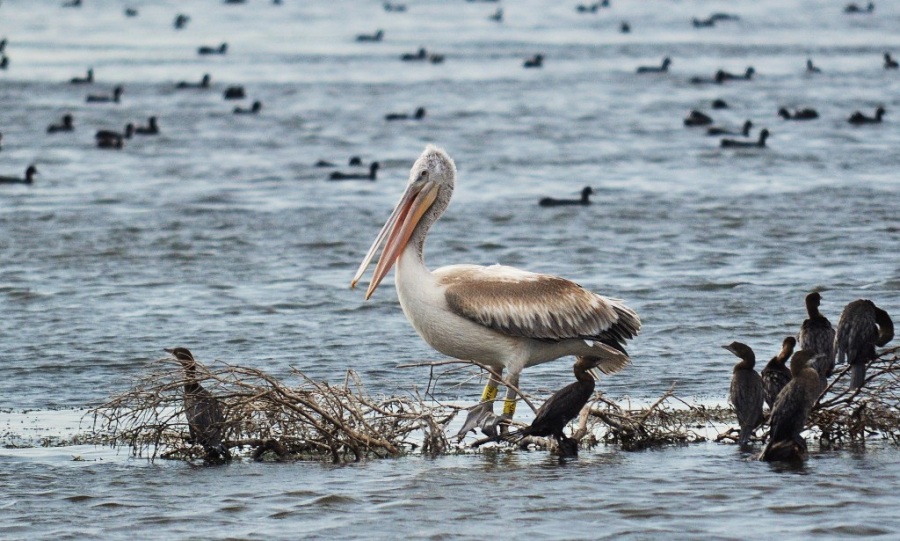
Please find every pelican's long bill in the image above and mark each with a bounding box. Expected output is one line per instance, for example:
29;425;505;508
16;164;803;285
351;179;439;299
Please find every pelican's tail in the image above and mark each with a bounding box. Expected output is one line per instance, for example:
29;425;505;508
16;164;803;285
578;347;630;376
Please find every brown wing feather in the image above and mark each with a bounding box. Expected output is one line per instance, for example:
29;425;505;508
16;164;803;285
438;265;640;350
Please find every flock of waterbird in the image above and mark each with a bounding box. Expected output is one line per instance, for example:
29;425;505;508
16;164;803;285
4;1;893;463
726;293;893;461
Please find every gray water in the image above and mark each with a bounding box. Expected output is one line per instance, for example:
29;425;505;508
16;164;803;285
1;0;899;538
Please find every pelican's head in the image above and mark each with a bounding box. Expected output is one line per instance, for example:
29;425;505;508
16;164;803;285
351;145;456;299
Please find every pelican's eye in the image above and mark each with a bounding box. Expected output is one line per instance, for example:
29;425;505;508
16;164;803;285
419;170;429;179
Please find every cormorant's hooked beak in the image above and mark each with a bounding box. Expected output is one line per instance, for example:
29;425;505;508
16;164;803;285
720;344;735;355
351;179;439;300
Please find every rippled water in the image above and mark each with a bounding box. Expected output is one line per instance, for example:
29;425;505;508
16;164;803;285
1;0;899;538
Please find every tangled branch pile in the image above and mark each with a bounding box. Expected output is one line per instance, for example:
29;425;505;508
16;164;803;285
582;385;719;450
810;346;900;445
90;358;453;463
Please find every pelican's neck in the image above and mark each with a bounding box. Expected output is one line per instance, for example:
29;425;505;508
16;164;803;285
401;183;452;271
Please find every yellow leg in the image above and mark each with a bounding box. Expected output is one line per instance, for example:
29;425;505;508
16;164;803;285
481;384;499;403
502;398;517;417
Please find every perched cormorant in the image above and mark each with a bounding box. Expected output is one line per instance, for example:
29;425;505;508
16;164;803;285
329;162;379;181
797;292;835;392
198;43;228;55
721;128;769;148
165;348;231;461
761;337;795;410
356;30;384;42
835;300;894;389
385;107;425;121
723;342;764;446
176;74;211;89
70;68;93;84
707;120;752;136
848;106;885;124
778;107;819;120
523;54;543;68
684;110;713;126
233;101;262;114
47;114;74;134
806;59;822;73
539;186;594;207
473;356;609;457
636;57;671;74
134;116;159;135
86;86;123;104
884;53;899;69
759;350;819;462
0;165;37;185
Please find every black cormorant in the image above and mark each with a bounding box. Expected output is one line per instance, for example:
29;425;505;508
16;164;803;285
523;54;543;68
198;43;228;55
176;74;211;89
47;114;74;134
707;120;752;136
86;86;123;104
724;342;764;445
683;110;713;126
473;356;609;457
721;67;755;81
95;124;134;141
778;107;818;120
539;186;594;207
356;30;384;42
329;162;379;181
844;2;874;13
636;57;671;74
233;101;262;114
806;59;822;73
835;300;894;389
848;107;885;124
759;350;819;462
0;165;37;185
134;116;159;135
884;53;899;69
797;292;835;392
70;68;93;84
385;107;425;121
761;336;795;410
165;348;231;461
721;128;769;148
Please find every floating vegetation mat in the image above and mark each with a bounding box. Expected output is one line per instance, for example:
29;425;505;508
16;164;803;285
90;359;454;463
88;348;900;463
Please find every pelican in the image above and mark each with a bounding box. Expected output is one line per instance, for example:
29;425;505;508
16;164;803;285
351;145;641;438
